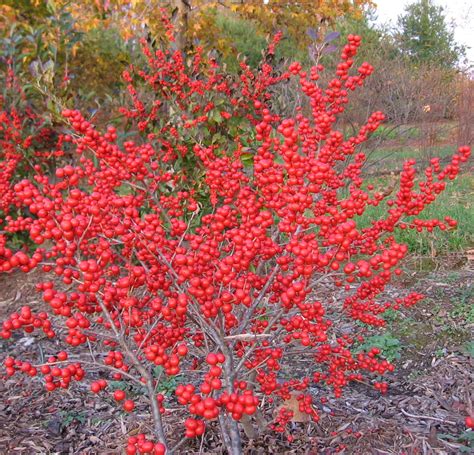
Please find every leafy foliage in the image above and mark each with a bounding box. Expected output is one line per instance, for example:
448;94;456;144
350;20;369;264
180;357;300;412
356;333;403;362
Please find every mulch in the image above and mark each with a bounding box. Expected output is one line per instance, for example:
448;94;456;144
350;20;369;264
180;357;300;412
0;257;472;454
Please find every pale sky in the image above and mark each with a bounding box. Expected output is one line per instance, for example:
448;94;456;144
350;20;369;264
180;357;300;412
371;0;474;65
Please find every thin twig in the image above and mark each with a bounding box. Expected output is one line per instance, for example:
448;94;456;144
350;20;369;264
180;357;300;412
97;298;169;449
400;408;457;425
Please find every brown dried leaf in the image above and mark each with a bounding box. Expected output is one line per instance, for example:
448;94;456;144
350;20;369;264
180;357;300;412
279;393;311;423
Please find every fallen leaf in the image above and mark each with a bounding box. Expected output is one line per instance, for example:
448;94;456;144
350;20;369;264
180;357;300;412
277;393;311;423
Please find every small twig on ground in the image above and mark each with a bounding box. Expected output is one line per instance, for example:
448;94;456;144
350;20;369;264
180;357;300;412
400;408;457;425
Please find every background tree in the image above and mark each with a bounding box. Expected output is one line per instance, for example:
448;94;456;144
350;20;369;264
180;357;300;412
70;1;374;52
395;0;466;68
227;0;373;42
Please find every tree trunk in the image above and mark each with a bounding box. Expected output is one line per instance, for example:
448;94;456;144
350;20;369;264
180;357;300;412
172;0;191;51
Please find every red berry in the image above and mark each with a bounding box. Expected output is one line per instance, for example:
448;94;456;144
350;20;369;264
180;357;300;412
123;400;135;412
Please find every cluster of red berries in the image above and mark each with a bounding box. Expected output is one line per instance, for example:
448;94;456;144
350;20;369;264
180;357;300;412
41;352;84;391
4;356;37;377
104;351;128;371
1;305;54;340
4;350;85;391
176;354;258;424
271;407;295;433
220;390;259;421
374;381;389;394
90;378;108;393
184;418;206;438
144;343;182;375
126;434;166;454
0;106;56;218
42;361;86;391
297;394;319;421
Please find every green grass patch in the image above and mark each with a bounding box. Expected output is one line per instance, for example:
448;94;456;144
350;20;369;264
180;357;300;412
364;144;456;174
370;124;421;141
356;173;474;254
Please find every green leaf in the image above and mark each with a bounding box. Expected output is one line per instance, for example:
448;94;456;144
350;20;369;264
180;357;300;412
212;111;223;124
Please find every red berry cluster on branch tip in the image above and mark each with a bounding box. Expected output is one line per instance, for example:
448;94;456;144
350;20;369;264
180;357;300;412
1;305;54;339
126;433;166;455
271;407;294;433
4;349;85;392
0;26;471;453
184;418;206;438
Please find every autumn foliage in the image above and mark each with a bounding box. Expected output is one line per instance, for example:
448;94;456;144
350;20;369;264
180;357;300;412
0;25;471;455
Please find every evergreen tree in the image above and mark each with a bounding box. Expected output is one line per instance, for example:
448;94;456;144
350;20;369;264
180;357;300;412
396;0;466;68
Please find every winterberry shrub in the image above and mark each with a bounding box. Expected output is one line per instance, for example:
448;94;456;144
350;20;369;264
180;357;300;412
0;29;471;455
